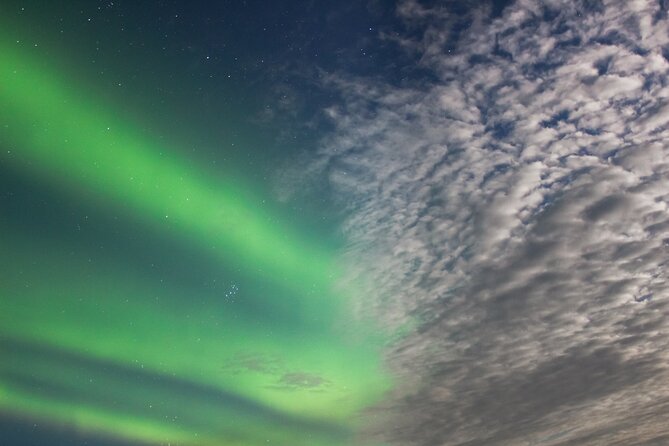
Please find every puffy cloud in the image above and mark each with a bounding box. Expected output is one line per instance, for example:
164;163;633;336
295;0;669;444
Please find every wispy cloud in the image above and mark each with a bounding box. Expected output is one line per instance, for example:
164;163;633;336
294;0;669;444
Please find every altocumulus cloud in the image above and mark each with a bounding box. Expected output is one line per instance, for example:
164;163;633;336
288;0;669;445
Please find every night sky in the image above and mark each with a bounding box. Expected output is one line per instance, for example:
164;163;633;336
2;1;669;445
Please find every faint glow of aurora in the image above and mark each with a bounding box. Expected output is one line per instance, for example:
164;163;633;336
1;45;329;293
0;35;391;445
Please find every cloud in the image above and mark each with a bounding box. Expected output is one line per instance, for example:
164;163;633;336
293;0;669;444
221;352;283;375
276;372;332;391
221;352;333;393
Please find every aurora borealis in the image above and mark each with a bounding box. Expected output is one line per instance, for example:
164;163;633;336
7;1;669;445
0;2;390;445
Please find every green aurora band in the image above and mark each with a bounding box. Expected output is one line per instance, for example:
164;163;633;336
0;32;391;446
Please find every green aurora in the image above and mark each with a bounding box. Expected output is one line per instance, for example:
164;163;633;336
0;22;390;446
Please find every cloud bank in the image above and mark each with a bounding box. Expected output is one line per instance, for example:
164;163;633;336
300;0;669;444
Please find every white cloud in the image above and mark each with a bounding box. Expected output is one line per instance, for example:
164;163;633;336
282;0;669;444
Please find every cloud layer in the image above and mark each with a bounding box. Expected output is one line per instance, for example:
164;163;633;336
301;0;669;444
